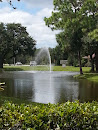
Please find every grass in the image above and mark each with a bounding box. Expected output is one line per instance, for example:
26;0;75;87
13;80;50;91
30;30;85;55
53;66;91;72
74;73;98;82
4;65;91;72
4;65;50;71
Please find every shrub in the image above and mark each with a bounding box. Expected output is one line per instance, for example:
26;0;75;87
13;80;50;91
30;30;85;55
0;101;98;129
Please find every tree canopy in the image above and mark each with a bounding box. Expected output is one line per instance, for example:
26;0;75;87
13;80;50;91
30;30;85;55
44;0;98;73
0;23;36;68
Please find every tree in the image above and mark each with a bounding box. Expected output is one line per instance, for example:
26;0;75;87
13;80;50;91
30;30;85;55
44;0;98;74
89;29;98;72
44;0;84;74
49;45;68;66
89;29;98;42
0;23;7;68
81;1;98;72
0;23;36;68
82;34;97;72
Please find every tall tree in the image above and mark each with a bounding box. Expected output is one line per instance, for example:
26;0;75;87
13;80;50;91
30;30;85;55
81;0;98;72
44;0;98;74
44;0;84;74
0;23;36;68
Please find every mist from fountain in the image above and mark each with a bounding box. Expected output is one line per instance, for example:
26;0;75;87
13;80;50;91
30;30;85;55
35;48;52;72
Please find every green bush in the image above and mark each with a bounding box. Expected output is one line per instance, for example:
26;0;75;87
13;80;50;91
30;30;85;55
0;101;98;129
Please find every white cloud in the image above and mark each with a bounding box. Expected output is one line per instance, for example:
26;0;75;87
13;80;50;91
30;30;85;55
0;6;58;48
0;7;10;14
37;8;53;18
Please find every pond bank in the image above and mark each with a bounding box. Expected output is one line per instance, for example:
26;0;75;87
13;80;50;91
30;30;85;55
3;65;91;72
74;73;98;82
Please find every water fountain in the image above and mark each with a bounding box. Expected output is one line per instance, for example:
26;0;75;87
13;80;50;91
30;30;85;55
35;47;51;72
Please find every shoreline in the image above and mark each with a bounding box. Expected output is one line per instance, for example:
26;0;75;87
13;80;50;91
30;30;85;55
1;65;98;82
2;66;98;82
74;73;98;83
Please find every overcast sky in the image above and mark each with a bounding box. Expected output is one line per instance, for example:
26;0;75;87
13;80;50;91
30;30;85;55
0;0;58;48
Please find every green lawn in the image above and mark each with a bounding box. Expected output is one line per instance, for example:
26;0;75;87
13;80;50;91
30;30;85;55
3;65;91;72
53;66;91;72
3;65;50;71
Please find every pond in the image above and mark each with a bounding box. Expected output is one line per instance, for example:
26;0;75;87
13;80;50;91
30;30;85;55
0;71;98;104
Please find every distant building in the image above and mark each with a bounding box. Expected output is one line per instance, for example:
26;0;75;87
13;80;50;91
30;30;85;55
60;60;68;67
30;61;37;66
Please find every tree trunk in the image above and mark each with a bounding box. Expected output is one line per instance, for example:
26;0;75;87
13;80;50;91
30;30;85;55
95;51;98;73
14;57;15;66
0;55;3;68
78;51;83;75
90;54;94;72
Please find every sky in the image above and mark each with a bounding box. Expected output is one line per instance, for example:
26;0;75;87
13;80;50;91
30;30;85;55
0;0;58;48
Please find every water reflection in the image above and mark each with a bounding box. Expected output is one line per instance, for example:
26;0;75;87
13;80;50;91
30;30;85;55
14;79;34;100
0;72;34;100
78;80;98;102
0;71;98;104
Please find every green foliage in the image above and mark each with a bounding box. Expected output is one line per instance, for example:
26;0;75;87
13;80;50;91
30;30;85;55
89;28;98;42
49;46;68;65
67;54;79;67
6;54;33;65
0;23;36;68
44;0;98;73
0;101;98;129
6;23;36;57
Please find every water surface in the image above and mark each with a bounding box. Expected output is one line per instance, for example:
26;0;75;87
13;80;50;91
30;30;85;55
0;71;98;104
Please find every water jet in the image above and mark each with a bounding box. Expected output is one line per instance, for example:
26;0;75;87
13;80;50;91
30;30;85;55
35;47;52;72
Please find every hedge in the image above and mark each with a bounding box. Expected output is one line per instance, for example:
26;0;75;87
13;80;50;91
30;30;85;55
0;101;98;129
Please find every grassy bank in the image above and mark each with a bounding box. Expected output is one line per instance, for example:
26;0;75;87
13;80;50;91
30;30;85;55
53;66;91;72
3;65;91;72
0;101;98;129
4;65;51;71
74;73;98;82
